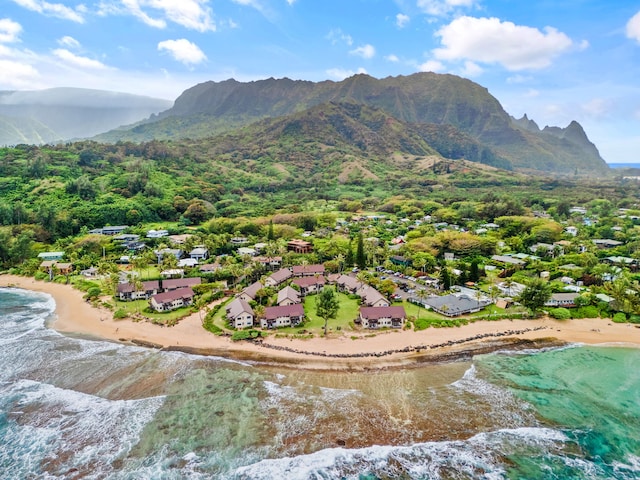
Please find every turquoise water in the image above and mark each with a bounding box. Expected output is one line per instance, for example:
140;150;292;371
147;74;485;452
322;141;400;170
1;287;639;479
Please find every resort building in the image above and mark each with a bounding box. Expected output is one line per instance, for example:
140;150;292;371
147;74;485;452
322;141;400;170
260;304;305;329
150;287;195;312
359;306;406;329
226;298;255;329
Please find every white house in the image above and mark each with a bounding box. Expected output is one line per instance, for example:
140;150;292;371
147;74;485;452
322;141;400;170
226;298;255;329
147;229;169;238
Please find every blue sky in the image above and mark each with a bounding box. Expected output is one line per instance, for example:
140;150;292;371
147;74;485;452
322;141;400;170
1;1;640;164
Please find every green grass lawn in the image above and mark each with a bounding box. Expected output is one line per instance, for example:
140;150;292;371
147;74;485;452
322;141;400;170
112;299;193;325
276;292;360;335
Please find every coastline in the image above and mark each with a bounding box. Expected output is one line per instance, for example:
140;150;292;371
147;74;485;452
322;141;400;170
2;274;640;370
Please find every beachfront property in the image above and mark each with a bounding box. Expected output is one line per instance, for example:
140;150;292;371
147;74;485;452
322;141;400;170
545;292;580;308
424;294;490;317
264;268;293;287
226;298;255;329
150;287;195;312
260;304;305;329
357;285;390;307
292;276;325;296
239;281;264;302
277;286;301;306
117;280;161;301
359;306;407;329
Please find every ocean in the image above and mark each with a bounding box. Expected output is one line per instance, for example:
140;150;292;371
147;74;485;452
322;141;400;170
1;287;639;479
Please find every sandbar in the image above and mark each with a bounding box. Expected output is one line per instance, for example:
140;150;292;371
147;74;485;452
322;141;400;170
2;274;639;370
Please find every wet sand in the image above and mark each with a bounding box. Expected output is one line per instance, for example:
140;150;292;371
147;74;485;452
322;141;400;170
2;274;640;370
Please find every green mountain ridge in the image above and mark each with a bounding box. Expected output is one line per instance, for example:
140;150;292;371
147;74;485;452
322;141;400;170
94;72;609;176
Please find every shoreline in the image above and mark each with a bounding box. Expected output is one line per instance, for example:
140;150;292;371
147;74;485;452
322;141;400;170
2;274;640;370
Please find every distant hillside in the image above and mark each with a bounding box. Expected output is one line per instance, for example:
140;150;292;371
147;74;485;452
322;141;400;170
95;73;609;176
0;88;172;145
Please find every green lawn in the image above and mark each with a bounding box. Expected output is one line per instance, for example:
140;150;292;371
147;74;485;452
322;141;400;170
112;299;193;325
276;292;360;335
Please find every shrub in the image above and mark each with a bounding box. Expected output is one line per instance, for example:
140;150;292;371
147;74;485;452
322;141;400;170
113;309;128;319
577;306;599;319
549;308;571;320
612;312;627;323
231;329;263;341
414;318;430;331
85;287;102;300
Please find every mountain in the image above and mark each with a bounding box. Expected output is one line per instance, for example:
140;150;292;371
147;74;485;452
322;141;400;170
0;88;172;146
94;73;609;176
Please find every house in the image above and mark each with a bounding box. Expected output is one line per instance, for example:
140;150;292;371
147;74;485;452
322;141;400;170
150;287;195;312
226;298;255;329
168;234;194;245
292;264;325;277
335;274;363;294
39;261;73;275
102;225;129;236
530;243;563;257
113;234;140;242
54;263;73;275
277;286;301;306
545;292;580;307
178;258;199;268
155;248;183;263
497;281;526;297
424;294;489;317
356;285;390;307
238;247;257;257
37;251;65;261
287;239;313;254
593;239;624;249
253;256;282;270
162;277;201;291
260;304;305;329
239;281;264;302
292;276;326;296
161;268;184;278
117;280;161;301
147;229;169;239
359;306;406;329
265;268;293;287
230;237;249;246
80;266;99;278
565;226;578;236
189;247;209;261
491;255;526;266
199;263;221;274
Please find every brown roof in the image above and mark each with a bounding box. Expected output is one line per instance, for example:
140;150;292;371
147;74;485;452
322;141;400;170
359;306;406;320
241;281;264;299
162;277;201;290
292;264;325;275
152;287;194;304
292;276;326;288
268;268;293;284
117;280;160;294
264;303;304;320
226;298;254;319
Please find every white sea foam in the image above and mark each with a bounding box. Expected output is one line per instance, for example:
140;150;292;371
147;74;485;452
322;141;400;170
3;379;165;478
233;427;568;480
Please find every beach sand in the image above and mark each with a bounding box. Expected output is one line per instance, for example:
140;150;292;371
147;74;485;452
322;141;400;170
2;274;639;370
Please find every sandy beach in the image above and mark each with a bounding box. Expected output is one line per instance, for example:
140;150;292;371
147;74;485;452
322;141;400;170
2;274;640;369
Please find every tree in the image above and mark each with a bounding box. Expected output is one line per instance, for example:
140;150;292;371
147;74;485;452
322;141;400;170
439;267;451;291
518;278;552;315
316;287;340;336
356;233;366;270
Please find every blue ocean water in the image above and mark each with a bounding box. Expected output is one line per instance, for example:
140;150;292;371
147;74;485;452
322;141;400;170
1;287;639;479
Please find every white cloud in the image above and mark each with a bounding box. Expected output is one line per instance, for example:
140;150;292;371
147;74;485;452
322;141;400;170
103;0;215;32
582;98;612;118
419;60;445;72
0;18;22;44
396;13;410;28
417;0;476;17
52;49;110;69
350;44;375;59
506;74;532;84
525;89;539;98
461;60;482;76
57;35;80;49
0;58;41;88
10;0;85;23
626;11;640;42
385;54;399;62
158;39;207;65
326;29;353;46
433;16;574;70
286;0;296;5
326;67;367;81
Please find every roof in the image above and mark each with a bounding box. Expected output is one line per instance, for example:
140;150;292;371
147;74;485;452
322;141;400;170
263;303;304;320
359;306;406;320
292;276;326;288
425;294;487;315
277;286;300;304
268;268;293;284
117;280;160;293
292;264;325;275
152;287;194;304
162;277;201;290
357;285;387;305
336;274;363;291
226;298;254;319
241;281;264;299
491;255;526;266
549;292;580;302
